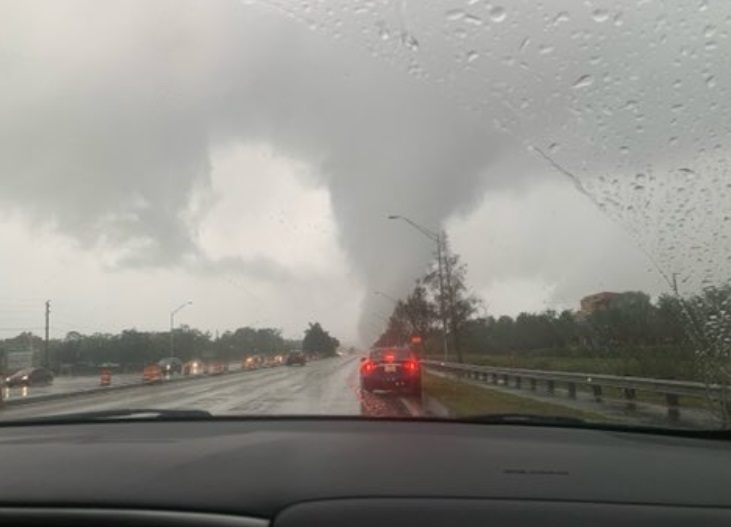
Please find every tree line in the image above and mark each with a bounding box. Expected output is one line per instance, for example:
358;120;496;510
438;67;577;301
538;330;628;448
0;322;340;373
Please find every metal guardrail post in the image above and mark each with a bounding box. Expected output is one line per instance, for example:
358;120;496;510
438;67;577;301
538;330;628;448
421;359;722;425
592;385;603;402
666;393;680;422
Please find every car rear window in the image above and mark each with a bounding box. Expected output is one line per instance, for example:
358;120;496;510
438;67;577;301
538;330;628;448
370;349;415;361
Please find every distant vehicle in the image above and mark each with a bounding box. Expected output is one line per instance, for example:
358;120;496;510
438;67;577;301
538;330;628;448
142;363;163;384
4;368;54;388
242;355;261;370
208;360;228;375
158;357;183;375
359;347;421;397
286;352;306;366
183;360;207;376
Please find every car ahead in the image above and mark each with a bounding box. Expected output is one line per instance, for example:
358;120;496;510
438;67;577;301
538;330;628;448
360;347;421;396
286;352;306;366
158;357;183;375
3;367;54;388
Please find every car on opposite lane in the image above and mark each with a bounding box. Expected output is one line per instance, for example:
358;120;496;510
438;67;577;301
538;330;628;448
359;347;421;397
4;368;54;388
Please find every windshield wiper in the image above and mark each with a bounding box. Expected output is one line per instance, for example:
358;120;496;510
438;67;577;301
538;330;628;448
3;408;213;424
457;413;587;426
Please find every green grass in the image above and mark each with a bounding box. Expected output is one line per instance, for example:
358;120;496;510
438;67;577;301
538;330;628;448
423;372;607;421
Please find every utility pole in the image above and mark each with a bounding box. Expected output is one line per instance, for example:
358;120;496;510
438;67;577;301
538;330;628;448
435;232;449;363
672;273;680;296
44;300;50;369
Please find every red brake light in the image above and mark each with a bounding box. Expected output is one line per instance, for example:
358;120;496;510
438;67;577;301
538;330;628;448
361;360;375;374
385;354;395;362
403;360;419;373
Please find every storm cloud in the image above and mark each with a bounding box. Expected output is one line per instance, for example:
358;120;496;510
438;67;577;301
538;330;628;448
1;0;730;340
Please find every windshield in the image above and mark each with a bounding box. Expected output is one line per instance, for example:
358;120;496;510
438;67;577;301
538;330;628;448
1;0;730;430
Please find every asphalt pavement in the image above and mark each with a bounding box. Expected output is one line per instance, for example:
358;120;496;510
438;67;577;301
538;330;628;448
0;356;418;421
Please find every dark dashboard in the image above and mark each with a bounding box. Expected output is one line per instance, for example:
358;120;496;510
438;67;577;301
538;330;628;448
0;418;730;525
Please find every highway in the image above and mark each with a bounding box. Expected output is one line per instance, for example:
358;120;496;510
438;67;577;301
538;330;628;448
0;356;419;421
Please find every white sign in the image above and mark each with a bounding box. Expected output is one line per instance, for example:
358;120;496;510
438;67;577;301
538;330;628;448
7;350;33;372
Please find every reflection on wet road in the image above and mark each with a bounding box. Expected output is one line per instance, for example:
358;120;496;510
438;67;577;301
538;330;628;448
0;356;422;421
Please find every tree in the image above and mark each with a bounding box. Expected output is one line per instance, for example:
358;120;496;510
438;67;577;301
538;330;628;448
424;240;479;363
302;322;339;356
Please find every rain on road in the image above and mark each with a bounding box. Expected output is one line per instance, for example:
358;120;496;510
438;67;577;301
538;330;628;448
0;356;417;421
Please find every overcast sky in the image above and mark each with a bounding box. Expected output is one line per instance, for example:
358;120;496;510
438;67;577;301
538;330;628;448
1;0;730;344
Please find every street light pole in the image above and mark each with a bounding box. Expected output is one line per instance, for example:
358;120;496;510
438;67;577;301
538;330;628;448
170;301;192;358
388;215;449;362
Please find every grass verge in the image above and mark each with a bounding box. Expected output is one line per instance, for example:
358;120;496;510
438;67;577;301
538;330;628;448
423;372;607;421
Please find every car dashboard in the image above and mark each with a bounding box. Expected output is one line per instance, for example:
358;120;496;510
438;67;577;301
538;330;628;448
0;418;730;526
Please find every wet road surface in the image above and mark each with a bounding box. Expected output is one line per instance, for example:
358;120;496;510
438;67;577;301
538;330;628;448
0;356;419;421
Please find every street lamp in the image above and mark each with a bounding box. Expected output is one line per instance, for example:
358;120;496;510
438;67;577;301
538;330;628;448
170;301;193;358
388;214;449;362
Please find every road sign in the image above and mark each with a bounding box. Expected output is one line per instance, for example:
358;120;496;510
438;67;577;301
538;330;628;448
6;348;33;372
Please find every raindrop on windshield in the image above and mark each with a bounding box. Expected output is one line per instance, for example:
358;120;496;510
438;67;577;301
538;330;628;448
466;50;479;63
553;11;570;25
445;9;465;21
401;32;420;52
572;74;594;89
592;9;610;23
489;6;507;22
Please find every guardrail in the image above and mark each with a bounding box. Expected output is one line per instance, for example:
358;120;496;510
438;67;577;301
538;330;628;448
422;360;730;423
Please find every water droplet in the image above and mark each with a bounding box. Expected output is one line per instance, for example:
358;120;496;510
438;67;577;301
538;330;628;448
553;11;570;25
453;27;468;39
446;9;465;21
548;142;560;153
489;6;507;22
377;22;391;40
704;24;717;37
538;44;554;55
705;75;717;88
700;0;709;12
466;50;479;62
519;37;530;51
620;146;630;155
613;13;624;26
572;75;594;89
672;79;682;89
592;9;610;23
705;40;718;51
465;14;484;25
401;32;420;52
636;172;647;180
634;184;645;191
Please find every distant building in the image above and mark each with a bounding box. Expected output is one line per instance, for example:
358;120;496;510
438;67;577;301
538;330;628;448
577;292;620;319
